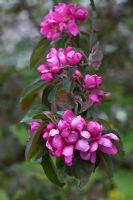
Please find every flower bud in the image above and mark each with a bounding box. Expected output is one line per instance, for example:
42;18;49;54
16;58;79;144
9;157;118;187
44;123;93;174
75;7;88;21
84;74;102;90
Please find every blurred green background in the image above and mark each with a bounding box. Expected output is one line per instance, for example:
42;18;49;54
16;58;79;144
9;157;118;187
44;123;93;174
0;0;133;199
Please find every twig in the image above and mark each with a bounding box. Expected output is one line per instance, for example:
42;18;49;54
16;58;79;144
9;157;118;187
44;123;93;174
89;0;97;50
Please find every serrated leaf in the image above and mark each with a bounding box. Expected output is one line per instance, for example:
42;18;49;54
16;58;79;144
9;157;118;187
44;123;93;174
41;153;65;187
30;38;50;69
25;123;45;161
56;89;75;109
20;79;45;110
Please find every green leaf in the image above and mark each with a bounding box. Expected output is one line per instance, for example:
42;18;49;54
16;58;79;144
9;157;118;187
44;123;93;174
48;86;58;103
41;152;65;187
25;123;45;161
30;38;50;69
33;111;57;123
21;104;46;123
20;79;45;110
56;88;75;109
72;157;94;187
99;153;114;179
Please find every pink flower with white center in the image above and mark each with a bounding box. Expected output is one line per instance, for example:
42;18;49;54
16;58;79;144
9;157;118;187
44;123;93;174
65;46;82;66
75;7;88;21
88;90;104;105
63;110;75;122
62;145;74;166
75;139;90;152
87;121;103;140
84;74;102;90
28;122;40;135
71;116;85;132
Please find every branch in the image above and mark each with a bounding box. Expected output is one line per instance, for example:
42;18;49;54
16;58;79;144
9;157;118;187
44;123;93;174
89;0;97;50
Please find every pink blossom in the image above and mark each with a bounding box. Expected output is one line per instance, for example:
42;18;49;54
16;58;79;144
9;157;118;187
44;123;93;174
84;74;102;90
28;122;40;135
72;70;82;81
88;90;104;105
67;20;79;36
40;3;89;41
63;110;75;122
46;123;55;131
65;47;82;66
41;72;54;82
75;7;88;21
75;139;90;152
62;145;74;166
71;116;85;131
37;65;49;74
87;121;103;140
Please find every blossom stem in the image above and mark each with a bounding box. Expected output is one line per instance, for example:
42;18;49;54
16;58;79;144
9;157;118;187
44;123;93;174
89;0;97;50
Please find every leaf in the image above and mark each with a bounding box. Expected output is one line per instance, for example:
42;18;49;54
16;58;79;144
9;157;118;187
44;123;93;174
25;123;45;161
72;157;94;187
79;101;93;113
99;153;114;179
21;104;46;123
41;152;65;187
30;38;50;69
48;87;58;103
88;42;103;70
20;79;45;110
33;111;57;124
42;84;53;108
56;89;75;109
97;118;113;129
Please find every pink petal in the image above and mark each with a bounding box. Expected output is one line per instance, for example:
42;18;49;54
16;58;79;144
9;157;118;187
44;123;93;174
104;133;119;141
90;142;98;152
75;139;90;152
49;129;59;136
98;137;112;147
99;144;118;155
80;130;90;139
64;155;73;166
67;20;79;36
62;145;74;156
90;152;96;164
63;110;75;122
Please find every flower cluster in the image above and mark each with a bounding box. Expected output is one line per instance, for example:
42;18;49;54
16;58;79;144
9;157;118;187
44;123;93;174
28;110;119;166
37;46;82;82
40;3;88;41
84;74;104;105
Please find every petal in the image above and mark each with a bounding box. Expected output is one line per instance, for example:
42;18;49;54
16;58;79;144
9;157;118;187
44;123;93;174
64;155;73;166
75;139;90;152
99;144;118;155
67;20;79;36
98;137;112;147
90;152;96;164
104;133;119;141
80;130;90;139
80;151;90;160
90;142;98;152
49;129;59;136
62;145;74;156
